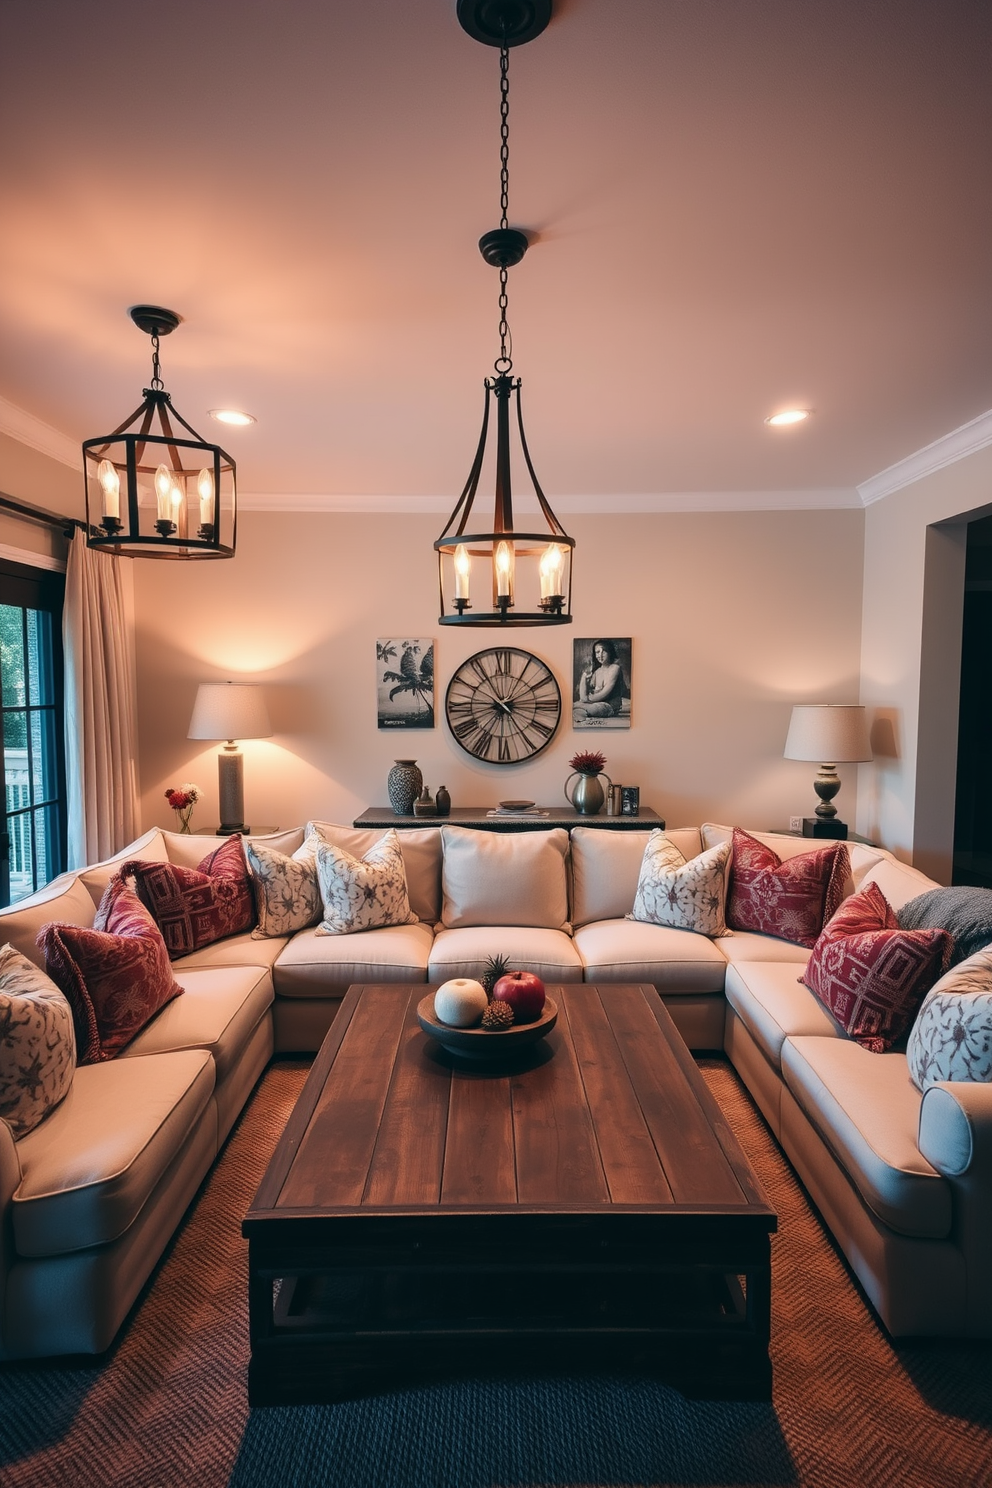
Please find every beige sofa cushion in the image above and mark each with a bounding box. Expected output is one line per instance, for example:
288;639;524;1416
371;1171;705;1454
441;825;570;931
11;1049;215;1257
170;930;288;972
307;823;441;924
0;876;98;970
781;1035;951;1239
273;921;434;998
718;931;811;966
119;966;273;1086
429;926;583;983
78;828;170;905
570;827;702;927
573;918;727;993
860;856;940;913
724;961;841;1068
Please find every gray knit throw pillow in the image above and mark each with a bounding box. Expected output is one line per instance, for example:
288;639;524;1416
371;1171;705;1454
897;886;992;967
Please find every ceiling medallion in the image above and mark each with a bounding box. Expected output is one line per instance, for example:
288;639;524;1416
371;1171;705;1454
82;306;237;560
435;0;574;627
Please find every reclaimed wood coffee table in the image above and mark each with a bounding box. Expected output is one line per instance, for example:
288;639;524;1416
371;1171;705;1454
244;982;776;1405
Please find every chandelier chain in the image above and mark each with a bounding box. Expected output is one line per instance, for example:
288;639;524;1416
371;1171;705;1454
495;42;513;374
150;332;164;391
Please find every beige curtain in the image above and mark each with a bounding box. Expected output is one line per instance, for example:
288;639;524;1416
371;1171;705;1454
63;534;140;868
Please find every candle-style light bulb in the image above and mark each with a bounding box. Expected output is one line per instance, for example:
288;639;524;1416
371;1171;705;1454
154;464;173;522
454;543;471;601
170;478;184;516
494;540;514;599
540;542;564;599
97;459;120;520
197;468;215;526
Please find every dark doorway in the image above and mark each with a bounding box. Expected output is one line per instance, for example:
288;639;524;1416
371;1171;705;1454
953;514;992;886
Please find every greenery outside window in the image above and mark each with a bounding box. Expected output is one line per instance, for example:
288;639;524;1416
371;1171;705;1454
0;560;67;905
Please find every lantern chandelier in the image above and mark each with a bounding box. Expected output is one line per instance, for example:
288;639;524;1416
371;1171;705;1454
82;306;237;559
435;0;574;626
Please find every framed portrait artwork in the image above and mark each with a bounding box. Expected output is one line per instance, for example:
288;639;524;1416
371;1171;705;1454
376;639;435;729
572;637;631;730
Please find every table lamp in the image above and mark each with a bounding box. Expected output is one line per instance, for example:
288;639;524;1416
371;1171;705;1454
784;703;872;840
188;682;272;835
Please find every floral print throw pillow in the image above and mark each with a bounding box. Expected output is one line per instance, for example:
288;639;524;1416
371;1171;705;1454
246;838;322;939
313;828;418;936
0;944;76;1135
906;947;992;1091
627;831;732;937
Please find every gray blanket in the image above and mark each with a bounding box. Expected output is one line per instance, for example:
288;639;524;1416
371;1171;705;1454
897;886;992;966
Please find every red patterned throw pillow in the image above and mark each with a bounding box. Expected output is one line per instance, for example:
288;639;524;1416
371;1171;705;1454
727;829;850;947
117;835;256;957
39;886;182;1063
801;880;952;1052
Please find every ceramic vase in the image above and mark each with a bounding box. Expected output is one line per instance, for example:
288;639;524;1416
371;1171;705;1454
388;759;423;815
564;771;610;816
435;785;451;817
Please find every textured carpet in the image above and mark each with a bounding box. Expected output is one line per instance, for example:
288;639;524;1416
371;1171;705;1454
1;1057;990;1488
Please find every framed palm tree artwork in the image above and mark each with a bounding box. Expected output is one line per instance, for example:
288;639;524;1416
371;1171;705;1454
376;639;435;729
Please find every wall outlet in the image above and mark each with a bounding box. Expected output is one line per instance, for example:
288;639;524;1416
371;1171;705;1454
789;815;803;833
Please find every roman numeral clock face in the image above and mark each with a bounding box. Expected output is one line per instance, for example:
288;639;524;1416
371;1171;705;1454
445;648;562;763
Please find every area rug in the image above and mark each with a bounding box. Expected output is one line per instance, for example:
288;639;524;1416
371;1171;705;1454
0;1058;989;1488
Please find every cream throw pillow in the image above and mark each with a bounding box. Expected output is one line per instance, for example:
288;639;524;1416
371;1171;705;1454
440;825;570;931
312;828;418;936
907;947;992;1091
0;944;76;1136
246;838;322;939
628;831;732;937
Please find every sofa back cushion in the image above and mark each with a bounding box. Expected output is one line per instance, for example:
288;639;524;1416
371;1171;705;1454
78;828;170;906
440;826;570;931
0;945;76;1136
307;823;442;924
117;835;256;957
39;887;183;1063
858;855;939;913
727;828;849;947
0;876;97;970
163;827;306;868
570;827;701;927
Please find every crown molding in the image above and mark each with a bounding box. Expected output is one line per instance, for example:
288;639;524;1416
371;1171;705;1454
238;487;861;515
0;394;80;470
858;408;992;506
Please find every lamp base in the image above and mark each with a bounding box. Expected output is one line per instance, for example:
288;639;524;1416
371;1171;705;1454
216;824;250;836
801;817;848;840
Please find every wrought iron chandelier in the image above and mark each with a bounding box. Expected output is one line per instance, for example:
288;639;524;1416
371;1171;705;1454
82;306;237;559
435;0;573;626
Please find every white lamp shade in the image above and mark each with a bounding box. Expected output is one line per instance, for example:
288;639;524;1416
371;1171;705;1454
784;704;872;763
188;682;272;742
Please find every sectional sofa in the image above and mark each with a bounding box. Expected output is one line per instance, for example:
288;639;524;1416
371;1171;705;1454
0;819;988;1362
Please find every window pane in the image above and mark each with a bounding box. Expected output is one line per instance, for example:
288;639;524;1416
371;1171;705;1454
30;708;58;804
7;810;33;903
4;710;29;812
33;805;59;894
26;610;52;705
0;605;26;707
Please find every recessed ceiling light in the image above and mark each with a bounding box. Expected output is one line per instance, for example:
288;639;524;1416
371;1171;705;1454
765;408;812;427
209;409;256;427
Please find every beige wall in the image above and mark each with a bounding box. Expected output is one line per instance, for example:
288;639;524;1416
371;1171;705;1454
858;441;992;873
0;435;80;567
132;508;866;837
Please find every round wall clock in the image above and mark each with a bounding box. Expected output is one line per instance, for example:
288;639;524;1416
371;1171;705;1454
445;648;562;763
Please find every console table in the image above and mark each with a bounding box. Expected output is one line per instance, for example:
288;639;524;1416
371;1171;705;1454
353;806;665;833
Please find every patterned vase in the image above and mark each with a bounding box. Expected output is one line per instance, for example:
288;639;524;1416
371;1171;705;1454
387;759;422;816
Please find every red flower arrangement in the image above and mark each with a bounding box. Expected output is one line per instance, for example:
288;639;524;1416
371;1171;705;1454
568;750;607;776
165;782;201;833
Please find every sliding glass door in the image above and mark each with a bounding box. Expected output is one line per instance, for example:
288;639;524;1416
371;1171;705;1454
0;561;67;905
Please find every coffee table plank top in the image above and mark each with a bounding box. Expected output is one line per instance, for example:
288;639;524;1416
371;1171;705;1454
259;983;772;1222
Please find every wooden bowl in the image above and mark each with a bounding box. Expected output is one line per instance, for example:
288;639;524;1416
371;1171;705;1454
417;994;557;1061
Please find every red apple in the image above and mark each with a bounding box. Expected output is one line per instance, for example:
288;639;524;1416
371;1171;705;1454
492;970;546;1023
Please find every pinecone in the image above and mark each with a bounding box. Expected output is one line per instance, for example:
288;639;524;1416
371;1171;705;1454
482;953;511;997
481;999;515;1030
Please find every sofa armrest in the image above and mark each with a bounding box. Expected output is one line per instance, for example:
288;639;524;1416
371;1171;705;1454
919;1082;992;1336
919;1081;992;1177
